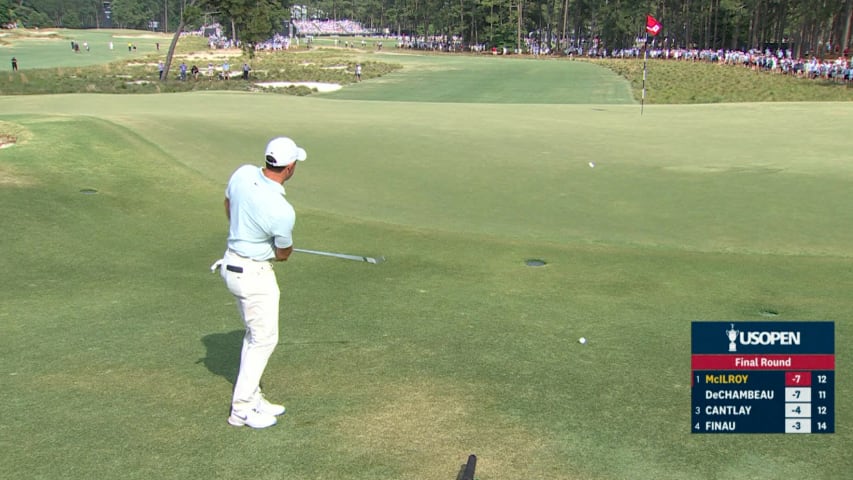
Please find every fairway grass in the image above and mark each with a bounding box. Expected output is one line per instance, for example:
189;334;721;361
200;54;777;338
324;54;635;104
1;73;852;478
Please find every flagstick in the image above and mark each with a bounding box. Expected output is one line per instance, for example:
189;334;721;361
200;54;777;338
641;33;648;116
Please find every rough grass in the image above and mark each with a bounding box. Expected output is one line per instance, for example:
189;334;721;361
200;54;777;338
0;120;31;147
592;58;853;103
0;32;400;95
0;54;398;95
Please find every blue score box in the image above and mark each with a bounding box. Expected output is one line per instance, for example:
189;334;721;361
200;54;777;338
691;321;835;434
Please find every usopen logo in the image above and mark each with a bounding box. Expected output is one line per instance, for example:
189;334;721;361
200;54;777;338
724;323;801;352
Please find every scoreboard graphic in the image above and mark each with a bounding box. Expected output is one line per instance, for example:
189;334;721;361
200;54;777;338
691;321;835;434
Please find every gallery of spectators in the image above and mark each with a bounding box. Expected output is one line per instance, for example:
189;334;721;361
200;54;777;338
200;19;377;50
290;19;376;36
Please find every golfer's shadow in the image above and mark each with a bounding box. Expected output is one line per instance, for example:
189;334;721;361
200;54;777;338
198;329;244;385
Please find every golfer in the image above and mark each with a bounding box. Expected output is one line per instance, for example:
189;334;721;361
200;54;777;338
215;136;306;428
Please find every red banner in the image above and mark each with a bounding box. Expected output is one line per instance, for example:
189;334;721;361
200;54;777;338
646;15;662;36
691;354;835;371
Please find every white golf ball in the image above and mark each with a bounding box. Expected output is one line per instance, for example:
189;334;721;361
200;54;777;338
579;337;587;344
588;162;595;168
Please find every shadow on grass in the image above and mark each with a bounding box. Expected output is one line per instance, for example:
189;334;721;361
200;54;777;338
198;329;244;385
198;329;354;385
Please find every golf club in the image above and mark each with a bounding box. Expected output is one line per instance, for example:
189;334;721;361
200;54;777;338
460;454;477;480
294;248;385;264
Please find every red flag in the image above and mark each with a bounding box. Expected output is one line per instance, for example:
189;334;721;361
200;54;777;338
646;15;662;36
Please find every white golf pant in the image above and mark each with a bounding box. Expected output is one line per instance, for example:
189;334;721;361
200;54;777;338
220;249;280;413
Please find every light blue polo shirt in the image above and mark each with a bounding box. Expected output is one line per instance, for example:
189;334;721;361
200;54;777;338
225;165;295;261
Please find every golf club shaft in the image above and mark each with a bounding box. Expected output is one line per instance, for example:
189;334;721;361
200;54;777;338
294;248;381;264
461;455;477;480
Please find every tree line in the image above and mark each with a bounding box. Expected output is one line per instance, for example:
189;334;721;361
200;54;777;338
3;0;852;58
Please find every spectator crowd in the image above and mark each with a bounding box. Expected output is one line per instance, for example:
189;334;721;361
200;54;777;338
292;19;370;36
192;20;853;84
585;46;852;83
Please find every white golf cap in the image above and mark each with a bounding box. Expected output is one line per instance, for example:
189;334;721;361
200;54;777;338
264;136;307;167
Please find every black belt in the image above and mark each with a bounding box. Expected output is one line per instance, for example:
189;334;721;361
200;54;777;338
226;265;243;273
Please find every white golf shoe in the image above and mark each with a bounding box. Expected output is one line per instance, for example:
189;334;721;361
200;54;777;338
257;395;286;417
227;408;277;429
